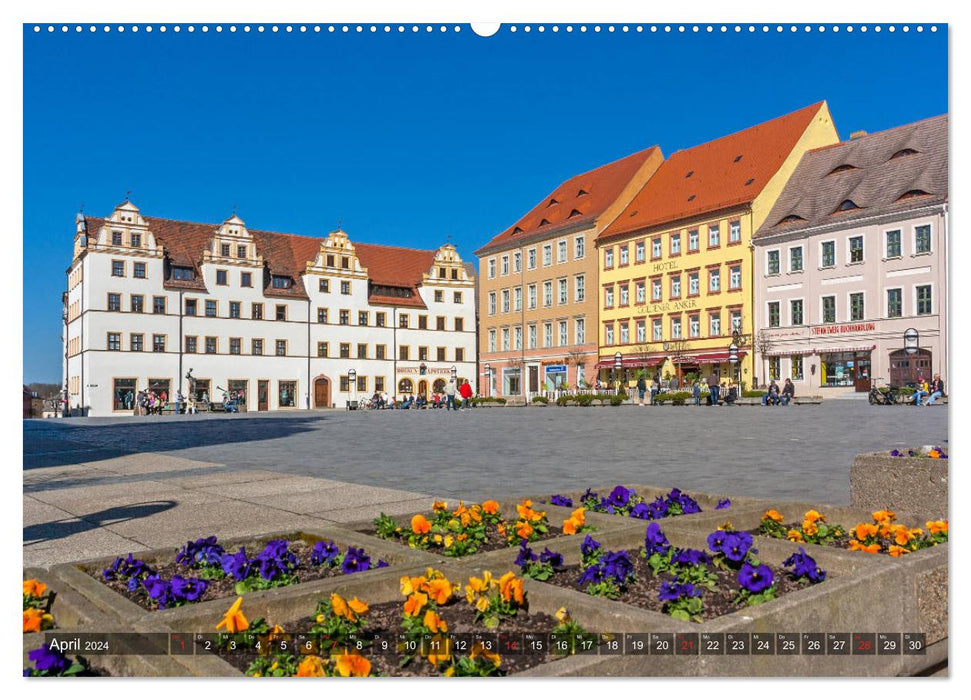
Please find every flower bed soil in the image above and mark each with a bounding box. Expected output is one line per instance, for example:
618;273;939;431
212;600;569;677
546;557;814;622
88;540;365;612
364;525;568;558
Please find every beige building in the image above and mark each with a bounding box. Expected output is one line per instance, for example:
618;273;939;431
475;147;663;397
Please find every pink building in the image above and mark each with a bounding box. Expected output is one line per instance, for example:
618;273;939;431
752;115;947;396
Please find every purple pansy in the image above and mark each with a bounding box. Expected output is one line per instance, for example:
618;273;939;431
176;536;225;568
310;540;340;567
672;548;710;567
722;532;754;562
658;580;703;602
782;547;826;583
220;548;253;581
341;546;371;574
715;498;732;510
738;562;774;593
601;550;634;583
629;502;651;520
539;547;564;568
580;535;602;559
644;522;671;556
550;494;574;508
515;541;538;568
28;646;71;674
607;485;631;509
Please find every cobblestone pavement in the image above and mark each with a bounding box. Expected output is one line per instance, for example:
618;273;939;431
24;401;948;505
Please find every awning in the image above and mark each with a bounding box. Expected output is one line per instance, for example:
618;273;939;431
594;357;665;369
764;348;814;357
814;345;876;355
678;350;749;365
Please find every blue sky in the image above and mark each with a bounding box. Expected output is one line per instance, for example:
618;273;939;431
23;24;947;382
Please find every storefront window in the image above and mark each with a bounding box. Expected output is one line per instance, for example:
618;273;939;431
820;352;871;387
148;378;170;398
278;381;296;407
228;379;248;406
791;357;804;381
768;358;780;381
503;368;521;395
399;378;414;394
113;378;136;411
193;379;211;403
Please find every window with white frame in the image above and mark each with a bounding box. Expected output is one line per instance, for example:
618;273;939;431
558;240;567;263
790;246;804;272
730;309;742;332
689;314;700;338
636;319;646;343
619;322;629;345
604;287;614;308
768;301;781;327
544;322;553;348
885;229;902;258
559;321;569;346
528;284;537;309
729;220;741;243
790;299;804;326
575;274;585;302
488;291;496;315
502;328;510;350
822;295;836;323
849;292;865;321
767;250;780;275
887;288;902;318
671;317;682;339
635;240;645;262
709;313;721;337
604;324;614;345
671;275;681;298
708;225;720;247
635;280;646;304
915;224;932;254
688;229;699;251
501;289;510;313
558;278;568;304
619;245;629;266
652;278;662;301
652;318;663;341
652;238;662;258
488;329;497;352
730;265;741;289
488;258;496;278
671;232;682;255
527;248;536;269
916;285;932;315
574;236;585;259
501;255;509;275
513;251;521;272
513;287;522;311
849;235;864;263
544;281;553;307
709;268;720;292
688;272;699;296
514;326;523;350
617;284;627;306
575;318;586;344
821;240;836;267
528;324;537;349
543;244;553;266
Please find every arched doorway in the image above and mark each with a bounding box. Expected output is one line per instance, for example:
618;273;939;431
432;378;446;394
313;376;331;408
398;378;413;396
417;380;428;398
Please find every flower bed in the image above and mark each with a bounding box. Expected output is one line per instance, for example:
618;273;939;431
23;579;56;634
204;568;593;677
540;525;827;623
86;534;390;612
757;508;948;557
23;644;101;677
367;499;586;558
543;485;730;521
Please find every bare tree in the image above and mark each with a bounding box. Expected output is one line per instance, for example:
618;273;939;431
755;329;774;388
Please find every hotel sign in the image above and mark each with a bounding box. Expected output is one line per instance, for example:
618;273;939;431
635;298;700;315
811;322;876;336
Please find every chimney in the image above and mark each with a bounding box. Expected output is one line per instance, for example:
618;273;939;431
849;130;868;140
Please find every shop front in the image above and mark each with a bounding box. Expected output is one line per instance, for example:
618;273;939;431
818;347;872;392
543;364;568;391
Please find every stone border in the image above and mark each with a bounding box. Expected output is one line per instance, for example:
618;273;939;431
851;451;948;520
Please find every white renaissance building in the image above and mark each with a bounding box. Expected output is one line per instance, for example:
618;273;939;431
63;201;477;415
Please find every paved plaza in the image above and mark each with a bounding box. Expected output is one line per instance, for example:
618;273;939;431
23;401;947;567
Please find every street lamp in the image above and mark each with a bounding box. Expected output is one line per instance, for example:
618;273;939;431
450;365;457;380
347;368;357;410
614;351;623;395
483;363;491;397
903;327;920;385
728;331;740;398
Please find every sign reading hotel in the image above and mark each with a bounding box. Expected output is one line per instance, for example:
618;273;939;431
811;322;876;336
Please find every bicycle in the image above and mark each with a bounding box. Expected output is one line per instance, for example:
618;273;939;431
868;378;900;406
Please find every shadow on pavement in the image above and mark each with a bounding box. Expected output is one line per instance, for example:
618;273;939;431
23;415;325;469
24;500;178;545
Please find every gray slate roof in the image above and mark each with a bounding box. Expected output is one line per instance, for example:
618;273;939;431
755;114;948;240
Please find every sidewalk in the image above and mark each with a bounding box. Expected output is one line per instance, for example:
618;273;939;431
23;452;432;568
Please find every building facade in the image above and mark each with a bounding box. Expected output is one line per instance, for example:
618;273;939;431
63;201;476;415
475;147;664;397
753;115;948;396
595;102;840;388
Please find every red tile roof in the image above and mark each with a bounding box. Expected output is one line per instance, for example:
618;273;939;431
475;145;662;255
599;102;827;241
85;215;450;303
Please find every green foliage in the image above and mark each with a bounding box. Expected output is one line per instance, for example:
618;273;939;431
530;395;549;404
609;394;626;406
373;513;402;540
654;391;692;405
245;653;301;677
555;395;574;406
235;573;297;594
664;594;704;622
743;390;767;398
451;655;502;676
576;394;594;407
471;397;507;405
585;580;623;600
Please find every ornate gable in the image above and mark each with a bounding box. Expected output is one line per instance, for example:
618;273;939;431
202;214;264;267
305;228;368;278
83;200;162;260
422;243;470;285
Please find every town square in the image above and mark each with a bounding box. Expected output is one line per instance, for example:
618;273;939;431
18;8;952;688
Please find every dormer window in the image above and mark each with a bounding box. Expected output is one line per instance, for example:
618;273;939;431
272;275;292;289
221;243;231;257
828;164;858;175
687;195;696;202
568;209;582;218
513;226;524;235
130;233;141;248
745;178;755;186
539;218;551;227
891;148;918;160
685;170;694;178
111;231;123;246
547;198;559;207
733;155;743;163
577;189;589;197
835;200;860;212
172;266;195;281
897;189;930;201
777;215;806;225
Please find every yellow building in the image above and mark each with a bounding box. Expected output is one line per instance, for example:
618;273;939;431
595;102;839;389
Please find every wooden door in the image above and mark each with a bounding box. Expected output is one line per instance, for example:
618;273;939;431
314;378;330;408
258;380;269;411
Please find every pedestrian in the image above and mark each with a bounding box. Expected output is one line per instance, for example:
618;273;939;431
444;378;458;411
707;374;720;406
459;379;473;410
693;380;701;406
636;375;647;406
780;378;795;406
925;373;945;406
650;376;660;405
910;376;929;406
175;391;184;415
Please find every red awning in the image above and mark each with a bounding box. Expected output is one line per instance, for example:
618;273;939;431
765;348;813;357
594;357;665;369
814;345;876;355
679;350;749;365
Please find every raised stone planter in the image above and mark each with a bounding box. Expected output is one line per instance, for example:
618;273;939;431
851;451;948;520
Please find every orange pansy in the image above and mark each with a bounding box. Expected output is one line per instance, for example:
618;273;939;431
853;523;878;540
433;500;448;512
763;509;784;523
348;597;369;617
296;655;328;676
871;509;896;524
517;521;534;540
400;575;426;596
888;545;908;557
216;596;249;633
803;510;824;524
331;593;350;620
470;641;502;667
786;529;804;542
482;500;500;515
334;653;371;677
403;592;428;617
423;609;448;634
23;608;44;633
411;514;432;534
926;520;948;535
498;572;524;605
562;518;578;535
421;578;454;605
802;520;819;537
23;580;47;598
